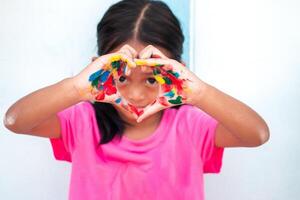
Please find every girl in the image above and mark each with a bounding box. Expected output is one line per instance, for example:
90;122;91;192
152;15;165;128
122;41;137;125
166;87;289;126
3;0;270;199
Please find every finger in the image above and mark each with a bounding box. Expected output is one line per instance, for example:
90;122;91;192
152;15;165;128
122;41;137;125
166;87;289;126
114;99;139;120
104;92;123;104
118;44;138;59
134;59;153;73
125;44;138;59
134;58;176;76
117;45;137;76
125;68;132;76
136;102;164;123
111;97;139;119
103;53;136;69
139;45;168;59
118;49;135;63
103;92;138;121
134;58;170;66
135;58;186;78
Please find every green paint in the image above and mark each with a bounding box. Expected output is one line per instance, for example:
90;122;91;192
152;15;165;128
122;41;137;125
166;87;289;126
153;68;161;75
163;77;172;85
111;61;120;69
167;70;180;78
168;96;182;104
91;79;98;87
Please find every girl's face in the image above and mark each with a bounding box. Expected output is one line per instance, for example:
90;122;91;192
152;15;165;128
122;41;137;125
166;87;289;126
109;40;172;123
115;67;159;109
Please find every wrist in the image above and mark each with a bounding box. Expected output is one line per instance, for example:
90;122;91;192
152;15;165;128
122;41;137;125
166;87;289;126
188;80;210;107
63;77;88;102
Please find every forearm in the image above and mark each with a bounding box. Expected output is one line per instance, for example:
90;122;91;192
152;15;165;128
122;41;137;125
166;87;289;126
193;81;270;145
4;77;83;132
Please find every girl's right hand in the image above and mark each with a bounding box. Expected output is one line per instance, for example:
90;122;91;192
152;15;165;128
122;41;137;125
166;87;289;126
71;45;137;105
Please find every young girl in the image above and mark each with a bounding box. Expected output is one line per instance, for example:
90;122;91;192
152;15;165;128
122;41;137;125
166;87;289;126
4;0;270;199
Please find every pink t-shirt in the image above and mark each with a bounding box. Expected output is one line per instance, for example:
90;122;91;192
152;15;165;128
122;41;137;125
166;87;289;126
50;101;224;200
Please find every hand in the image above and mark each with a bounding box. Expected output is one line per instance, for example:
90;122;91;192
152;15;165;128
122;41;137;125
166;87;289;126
72;45;145;118
134;52;205;123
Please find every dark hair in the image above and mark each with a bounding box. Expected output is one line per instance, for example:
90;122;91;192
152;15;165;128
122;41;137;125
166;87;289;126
92;0;184;144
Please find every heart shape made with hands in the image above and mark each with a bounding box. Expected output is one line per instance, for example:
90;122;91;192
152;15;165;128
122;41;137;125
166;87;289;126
88;54;190;122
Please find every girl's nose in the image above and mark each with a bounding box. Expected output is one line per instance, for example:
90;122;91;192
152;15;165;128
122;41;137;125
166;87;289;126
127;87;146;106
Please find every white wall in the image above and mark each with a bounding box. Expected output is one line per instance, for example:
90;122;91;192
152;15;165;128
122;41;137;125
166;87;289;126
192;0;300;199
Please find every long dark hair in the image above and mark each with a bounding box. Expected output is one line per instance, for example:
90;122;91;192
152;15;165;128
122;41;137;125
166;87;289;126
92;0;184;144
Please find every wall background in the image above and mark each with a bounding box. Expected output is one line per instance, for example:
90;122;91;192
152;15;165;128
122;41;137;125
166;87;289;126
193;1;300;199
1;0;299;199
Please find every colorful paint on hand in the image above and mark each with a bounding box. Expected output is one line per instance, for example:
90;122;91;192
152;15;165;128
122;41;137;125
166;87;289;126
88;55;147;117
151;65;187;106
88;55;189;115
88;55;128;102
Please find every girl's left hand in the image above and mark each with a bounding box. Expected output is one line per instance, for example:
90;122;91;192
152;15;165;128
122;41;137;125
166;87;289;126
134;56;206;123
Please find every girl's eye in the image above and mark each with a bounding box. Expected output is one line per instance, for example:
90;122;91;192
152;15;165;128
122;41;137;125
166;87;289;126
118;76;127;83
146;77;157;85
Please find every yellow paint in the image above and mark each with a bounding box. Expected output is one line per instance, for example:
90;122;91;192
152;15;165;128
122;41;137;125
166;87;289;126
102;63;110;70
171;88;177;95
112;69;118;78
154;75;165;84
109;55;122;62
135;60;148;66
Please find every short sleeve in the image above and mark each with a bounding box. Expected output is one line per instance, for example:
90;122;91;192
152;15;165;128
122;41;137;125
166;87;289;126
49;101;93;162
186;105;225;173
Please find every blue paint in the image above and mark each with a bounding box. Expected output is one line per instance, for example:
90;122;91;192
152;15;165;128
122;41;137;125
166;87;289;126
89;69;103;82
165;90;175;98
123;65;127;74
99;71;110;82
173;72;180;78
115;98;122;104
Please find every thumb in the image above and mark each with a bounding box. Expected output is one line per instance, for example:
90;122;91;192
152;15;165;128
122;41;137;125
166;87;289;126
136;102;163;123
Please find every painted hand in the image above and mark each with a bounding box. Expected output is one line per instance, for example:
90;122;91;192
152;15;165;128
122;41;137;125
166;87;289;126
73;44;147;119
134;57;205;123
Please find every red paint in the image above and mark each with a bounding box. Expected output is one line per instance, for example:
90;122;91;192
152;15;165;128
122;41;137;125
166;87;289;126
159;97;169;107
150;99;157;105
128;104;144;116
162;83;173;93
160;68;184;92
103;75;117;95
151;54;162;58
95;90;105;101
